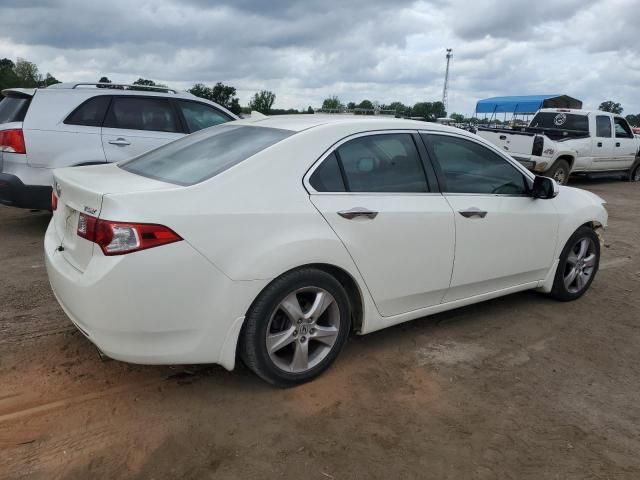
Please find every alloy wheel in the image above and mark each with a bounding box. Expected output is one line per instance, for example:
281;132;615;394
563;237;597;294
553;169;567;184
265;287;341;373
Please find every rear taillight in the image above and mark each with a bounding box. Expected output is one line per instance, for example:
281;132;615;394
77;213;182;255
51;191;58;211
0;129;26;154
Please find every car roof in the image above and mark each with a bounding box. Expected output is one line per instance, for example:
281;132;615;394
237;114;461;134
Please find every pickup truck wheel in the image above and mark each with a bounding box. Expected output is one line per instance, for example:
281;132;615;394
547;160;570;185
629;161;640;182
549;226;600;302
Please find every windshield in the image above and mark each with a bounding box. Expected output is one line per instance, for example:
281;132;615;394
120;124;294;185
0;96;31;124
529;112;589;132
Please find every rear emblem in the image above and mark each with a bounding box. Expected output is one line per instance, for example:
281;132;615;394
84;206;97;215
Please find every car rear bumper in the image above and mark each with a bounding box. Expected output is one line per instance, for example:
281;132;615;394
44;219;268;369
0;173;51;209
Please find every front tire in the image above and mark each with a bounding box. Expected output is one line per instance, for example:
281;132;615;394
239;268;351;387
546;159;570;185
628;159;640;182
549;226;600;301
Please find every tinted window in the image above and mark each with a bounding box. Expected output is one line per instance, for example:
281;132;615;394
309;153;346;192
0;96;31;124
530;112;589;132
178;101;231;132
336;134;428;193
425;134;528;195
120;125;293;185
65;96;111;127
596;116;612;138
104;97;180;133
614;117;633;138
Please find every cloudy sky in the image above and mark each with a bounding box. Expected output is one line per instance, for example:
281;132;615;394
1;0;639;115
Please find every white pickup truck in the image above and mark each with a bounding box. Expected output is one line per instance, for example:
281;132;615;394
477;109;640;184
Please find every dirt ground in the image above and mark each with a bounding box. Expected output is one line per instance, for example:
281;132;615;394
1;178;639;480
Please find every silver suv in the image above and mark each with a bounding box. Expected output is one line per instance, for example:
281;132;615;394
0;83;238;209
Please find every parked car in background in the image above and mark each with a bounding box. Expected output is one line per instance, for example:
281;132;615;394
477;109;640;184
45;116;608;386
0;83;238;210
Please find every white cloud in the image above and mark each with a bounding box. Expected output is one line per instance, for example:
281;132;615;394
0;0;638;114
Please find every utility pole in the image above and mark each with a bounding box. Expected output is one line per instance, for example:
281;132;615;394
442;48;453;116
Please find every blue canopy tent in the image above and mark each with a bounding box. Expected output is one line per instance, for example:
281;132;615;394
475;94;582;119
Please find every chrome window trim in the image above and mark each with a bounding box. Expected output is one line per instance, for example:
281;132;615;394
303;129;436;195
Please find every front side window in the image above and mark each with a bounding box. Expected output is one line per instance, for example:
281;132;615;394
425;134;528;195
595;116;612;138
177;100;231;133
65;96;111;127
104;97;180;133
120;124;293;185
614;117;633;138
334;133;428;193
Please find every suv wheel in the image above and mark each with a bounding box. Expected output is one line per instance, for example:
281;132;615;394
549;226;600;301
629;160;640;182
240;268;351;387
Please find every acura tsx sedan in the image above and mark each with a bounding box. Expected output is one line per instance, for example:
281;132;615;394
45;115;608;386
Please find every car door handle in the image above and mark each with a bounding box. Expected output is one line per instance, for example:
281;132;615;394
458;209;487;219
337;208;378;220
597;142;602;147
108;138;131;146
615;142;621;147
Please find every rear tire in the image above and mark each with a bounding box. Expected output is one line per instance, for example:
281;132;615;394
546;159;570;185
628;159;640;182
239;268;351;387
549;226;600;301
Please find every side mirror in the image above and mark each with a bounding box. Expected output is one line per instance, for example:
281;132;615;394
532;176;559;199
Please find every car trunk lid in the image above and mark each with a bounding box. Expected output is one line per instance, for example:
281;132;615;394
52;163;177;271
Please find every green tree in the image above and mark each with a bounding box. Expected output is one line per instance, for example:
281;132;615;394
307;106;314;114
626;114;639;127
14;58;40;87
189;82;242;115
599;100;623;115
386;101;408;115
322;96;342;111
346;101;356;110
41;73;61;87
357;99;374;110
0;58;18;91
450;113;465;123
130;78;168;91
249;90;276;114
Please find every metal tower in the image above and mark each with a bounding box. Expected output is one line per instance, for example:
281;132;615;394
441;48;453;115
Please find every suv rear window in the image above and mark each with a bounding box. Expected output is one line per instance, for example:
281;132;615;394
120;125;293;185
0;96;31;124
65;96;111;127
529;112;589;132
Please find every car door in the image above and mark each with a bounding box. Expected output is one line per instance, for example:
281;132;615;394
591;115;615;171
101;96;184;163
306;131;455;317
613;117;637;169
421;132;560;302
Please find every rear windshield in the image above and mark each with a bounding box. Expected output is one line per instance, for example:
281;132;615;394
120;124;294;185
529;112;589;132
0;96;31;124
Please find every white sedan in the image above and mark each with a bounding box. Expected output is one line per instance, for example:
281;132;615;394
45;116;608;386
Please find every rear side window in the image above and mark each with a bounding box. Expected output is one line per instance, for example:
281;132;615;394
65;96;111;127
120;125;293;185
333;134;428;193
309;153;346;192
0;96;31;124
595;116;612;138
177;100;231;132
104;97;180;133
